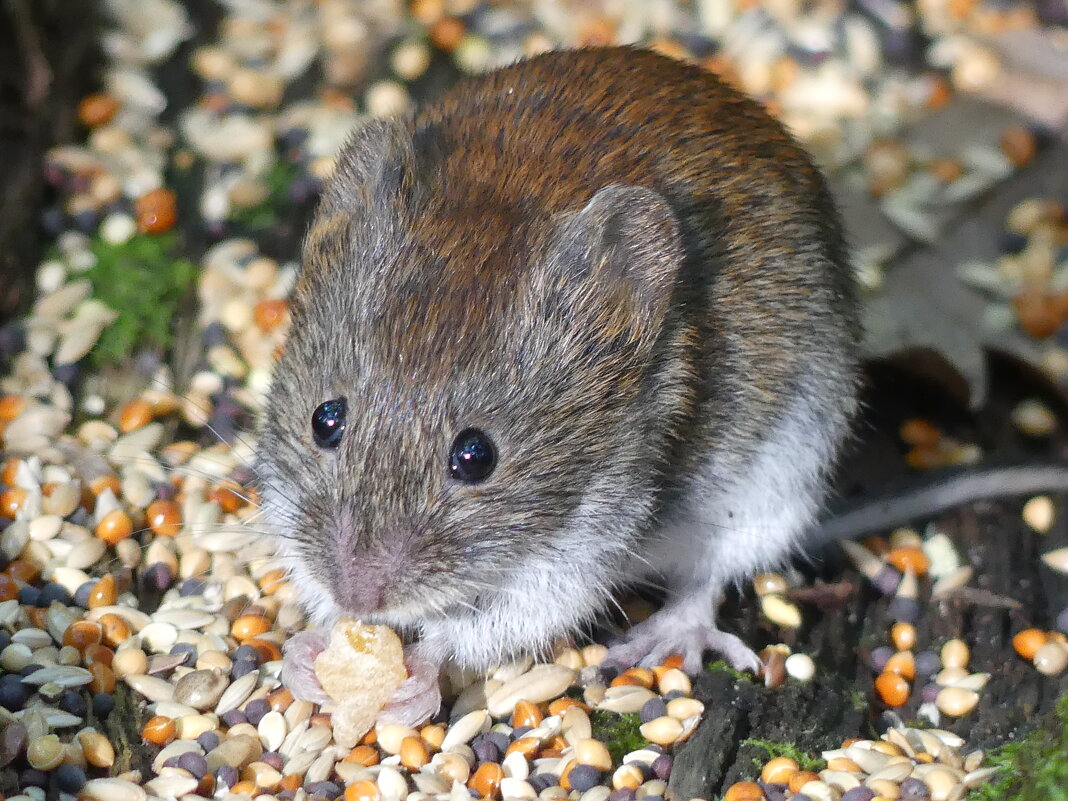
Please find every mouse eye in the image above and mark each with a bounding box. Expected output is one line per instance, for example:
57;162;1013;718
311;398;347;449
449;428;496;483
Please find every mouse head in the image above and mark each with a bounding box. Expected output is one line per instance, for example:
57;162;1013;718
257;119;690;642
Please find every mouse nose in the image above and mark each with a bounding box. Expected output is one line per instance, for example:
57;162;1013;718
332;554;389;616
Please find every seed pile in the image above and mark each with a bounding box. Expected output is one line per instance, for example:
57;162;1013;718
1;0;1065;800
957;197;1068;377
724;724;998;801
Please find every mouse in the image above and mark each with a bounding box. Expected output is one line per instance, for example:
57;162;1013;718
256;45;862;723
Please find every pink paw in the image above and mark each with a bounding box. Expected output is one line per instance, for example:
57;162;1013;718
380;650;442;726
605;611;762;674
281;629;332;705
282;630;442;725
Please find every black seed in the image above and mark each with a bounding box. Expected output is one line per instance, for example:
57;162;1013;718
528;774;558;793
92;692;115;718
18;586;41;606
639;697;668;723
177;751;208;778
216;765;239;789
197;731;220;753
142;562;174;592
73;582;95;609
180;578;207;597
230;659;259;681
842;786;876;801
898;777;931;800
20;768;48;788
568;764;601;792
244;698;270;726
650;754;672;781
169;643;197;667
37;582;72;606
221;709;247;728
55;763;87;793
0;676;30;711
59;690;87;717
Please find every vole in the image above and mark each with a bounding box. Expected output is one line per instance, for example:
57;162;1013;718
256;46;1064;723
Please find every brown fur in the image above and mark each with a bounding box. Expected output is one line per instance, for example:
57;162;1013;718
259;47;859;670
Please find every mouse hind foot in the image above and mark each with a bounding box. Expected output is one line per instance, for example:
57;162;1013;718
604;594;762;674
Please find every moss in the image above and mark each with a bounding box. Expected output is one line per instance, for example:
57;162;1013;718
705;660;755;683
229;160;299;230
741;738;826;774
848;688;868;712
967;693;1068;800
590;710;646;766
83;231;196;368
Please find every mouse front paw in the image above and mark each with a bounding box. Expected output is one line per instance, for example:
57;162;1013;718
379;650;442;726
605;608;762;674
281;628;333;705
283;629;442;725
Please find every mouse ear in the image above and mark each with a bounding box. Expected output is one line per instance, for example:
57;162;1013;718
321;118;421;215
548;184;682;334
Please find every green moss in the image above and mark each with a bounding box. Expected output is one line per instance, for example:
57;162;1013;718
967;694;1068;800
83;231;196;368
741;738;826;773
590;710;646;765
705;660;755;682
229;160;299;229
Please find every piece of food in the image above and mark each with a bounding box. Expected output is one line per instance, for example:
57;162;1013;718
313;619;407;746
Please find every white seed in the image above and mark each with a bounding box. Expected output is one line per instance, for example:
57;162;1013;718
865;760;912;783
500;778;537;800
656;668;691;695
215;670;259;715
785;653;816;681
123;674;176;703
12;629;53;649
377;724;419;755
143;775;198;798
258;710;287;752
1023;496;1055;533
486;665;575;717
150;609;217;630
761;594;802;628
65;537;107;570
80;779;147;801
27;515;62;541
596;686;656;714
378;765;410;800
22;665;92;688
138;622;179;653
573;738;612;771
561;706;591;744
440;709;489;750
1041;547;1068;575
1033;641;1068;676
501;750;530;779
797;780;837;801
665;697;704;720
638;716;683;746
935;687;980;717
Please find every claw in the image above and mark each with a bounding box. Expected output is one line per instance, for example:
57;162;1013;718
605;606;762;675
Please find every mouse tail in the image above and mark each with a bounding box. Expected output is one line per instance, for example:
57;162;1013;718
809;461;1068;544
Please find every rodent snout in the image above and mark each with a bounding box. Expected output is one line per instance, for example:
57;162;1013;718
327;543;404;616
